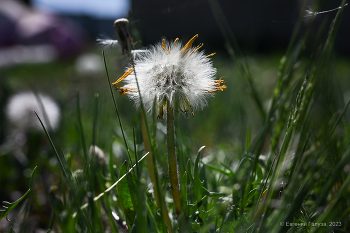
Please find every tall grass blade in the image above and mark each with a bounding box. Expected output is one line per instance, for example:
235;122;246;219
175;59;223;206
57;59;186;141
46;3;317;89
76;94;88;163
102;48;132;164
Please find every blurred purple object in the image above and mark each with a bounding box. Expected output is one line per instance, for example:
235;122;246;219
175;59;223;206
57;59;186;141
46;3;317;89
0;0;87;58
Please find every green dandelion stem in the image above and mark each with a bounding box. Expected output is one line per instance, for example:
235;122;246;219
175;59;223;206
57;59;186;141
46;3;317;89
128;47;172;232
140;115;173;232
167;102;182;218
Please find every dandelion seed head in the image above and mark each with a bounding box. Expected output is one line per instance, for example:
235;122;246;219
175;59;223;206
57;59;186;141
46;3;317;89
114;18;129;26
114;18;131;55
113;35;226;118
6;92;61;131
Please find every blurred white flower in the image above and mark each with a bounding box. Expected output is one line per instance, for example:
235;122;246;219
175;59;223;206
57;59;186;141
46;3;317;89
0;45;58;68
112;34;226;118
6;92;60;131
75;53;103;74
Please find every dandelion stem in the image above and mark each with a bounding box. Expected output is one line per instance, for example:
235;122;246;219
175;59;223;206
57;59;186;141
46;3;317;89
166;102;182;218
125;34;173;232
141;114;173;233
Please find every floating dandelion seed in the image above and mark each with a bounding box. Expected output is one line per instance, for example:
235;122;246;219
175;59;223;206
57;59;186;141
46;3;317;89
96;38;119;48
112;34;226;119
304;3;348;23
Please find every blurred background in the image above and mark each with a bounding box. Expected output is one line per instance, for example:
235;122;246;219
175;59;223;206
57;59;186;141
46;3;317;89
0;0;349;231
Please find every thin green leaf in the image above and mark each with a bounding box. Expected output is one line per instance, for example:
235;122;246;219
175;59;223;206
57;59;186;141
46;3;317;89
194;146;205;202
35;112;74;189
102;47;132;163
0;167;37;220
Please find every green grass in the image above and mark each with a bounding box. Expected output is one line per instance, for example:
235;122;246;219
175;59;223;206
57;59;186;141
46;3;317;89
1;1;350;232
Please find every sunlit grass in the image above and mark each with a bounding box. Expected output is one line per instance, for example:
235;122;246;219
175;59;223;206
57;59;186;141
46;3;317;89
1;1;350;231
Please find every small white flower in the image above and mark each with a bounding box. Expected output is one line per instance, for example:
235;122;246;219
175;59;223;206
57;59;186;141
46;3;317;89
112;34;226;118
6;92;60;131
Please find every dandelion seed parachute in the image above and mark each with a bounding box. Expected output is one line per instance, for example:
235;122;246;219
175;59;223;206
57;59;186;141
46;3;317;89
303;3;348;23
113;34;226;119
303;8;317;23
96;38;119;48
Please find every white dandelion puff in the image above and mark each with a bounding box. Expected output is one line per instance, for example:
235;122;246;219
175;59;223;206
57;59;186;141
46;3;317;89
112;34;226;119
6;92;61;131
131;49;150;59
